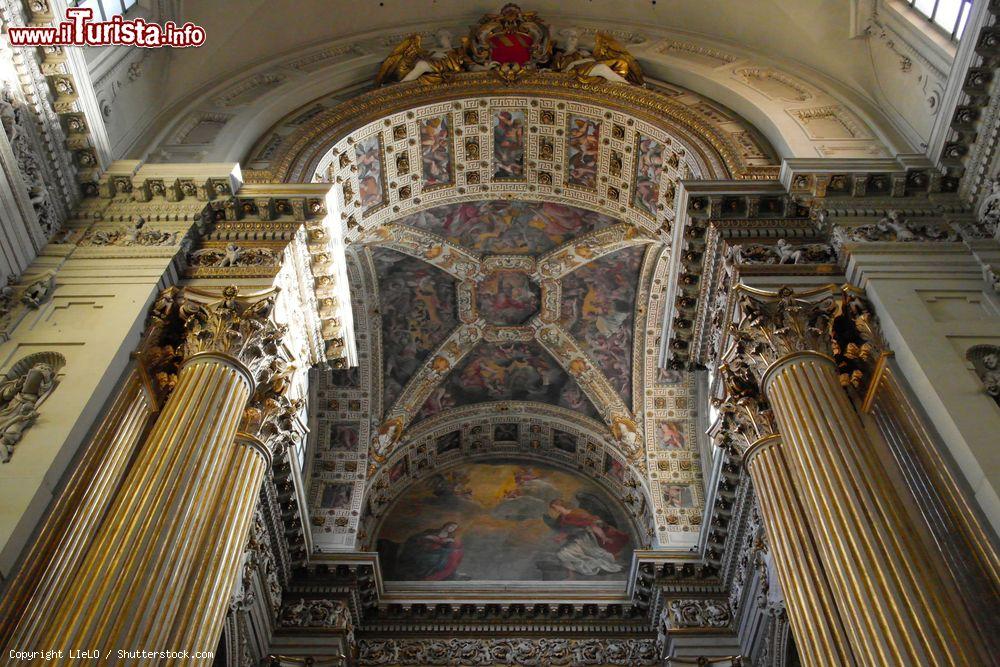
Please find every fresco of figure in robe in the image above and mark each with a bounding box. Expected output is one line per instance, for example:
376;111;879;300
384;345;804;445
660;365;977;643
375;460;634;581
394;522;465;581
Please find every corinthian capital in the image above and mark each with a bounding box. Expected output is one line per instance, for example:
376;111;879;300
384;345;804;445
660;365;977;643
177;285;285;380
727;284;881;389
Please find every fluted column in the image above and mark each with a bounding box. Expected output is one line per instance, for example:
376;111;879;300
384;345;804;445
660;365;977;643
165;383;301;666
0;369;156;649
723;285;989;666
743;436;855;667
164;435;269;664
714;392;855;667
18;286;287;666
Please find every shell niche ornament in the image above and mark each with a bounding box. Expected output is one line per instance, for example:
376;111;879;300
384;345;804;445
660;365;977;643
610;414;642;459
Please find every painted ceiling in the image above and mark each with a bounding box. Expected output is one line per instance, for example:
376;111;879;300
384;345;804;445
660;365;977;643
369;199;646;427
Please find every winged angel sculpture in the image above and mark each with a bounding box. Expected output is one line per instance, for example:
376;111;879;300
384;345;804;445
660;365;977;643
376;4;643;86
375;30;472;86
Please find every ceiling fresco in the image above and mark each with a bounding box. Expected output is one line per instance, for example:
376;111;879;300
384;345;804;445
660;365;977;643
414;341;600;423
560;244;645;407
310;197;703;554
373;247;459;413
397;200;619;255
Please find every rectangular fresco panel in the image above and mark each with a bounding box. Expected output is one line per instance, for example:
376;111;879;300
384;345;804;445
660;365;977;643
655;368;684;385
493;109;525;179
552;430;578;454
653;420;687;451
663;484;695;508
376;461;634;581
566;114;600;189
328;422;360;452
354;134;385;213
320;482;354;509
419;115;454;187
633;134;665;216
494;423;519;441
604;454;625;484
436;430;462;455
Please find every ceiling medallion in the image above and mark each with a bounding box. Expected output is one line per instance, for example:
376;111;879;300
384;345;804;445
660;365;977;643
376;4;644;87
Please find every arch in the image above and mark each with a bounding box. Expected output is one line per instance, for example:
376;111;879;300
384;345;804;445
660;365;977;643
359;402;655;553
363;422;651;551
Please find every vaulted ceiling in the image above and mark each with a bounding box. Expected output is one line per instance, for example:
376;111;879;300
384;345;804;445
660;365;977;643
369;200;649;426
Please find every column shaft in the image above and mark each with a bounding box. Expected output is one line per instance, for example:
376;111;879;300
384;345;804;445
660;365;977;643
765;352;984;666
30;355;251;665
0;370;154;649
745;436;855;667
165;436;268;665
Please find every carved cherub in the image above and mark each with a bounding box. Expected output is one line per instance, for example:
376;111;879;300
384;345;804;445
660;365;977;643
20;272;55;309
876;210;915;241
375;30;470;86
0;362;56;462
552;30;643;85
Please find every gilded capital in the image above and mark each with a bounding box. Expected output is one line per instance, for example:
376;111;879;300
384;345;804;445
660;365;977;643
714;354;776;456
727;284;881;390
240;355;304;459
137;285;290;400
715;284;886;457
176;285;285;381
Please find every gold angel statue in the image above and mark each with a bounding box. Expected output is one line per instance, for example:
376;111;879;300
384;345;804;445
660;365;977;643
375;30;471;86
551;29;644;85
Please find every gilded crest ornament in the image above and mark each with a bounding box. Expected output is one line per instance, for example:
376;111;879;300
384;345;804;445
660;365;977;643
375;5;643;86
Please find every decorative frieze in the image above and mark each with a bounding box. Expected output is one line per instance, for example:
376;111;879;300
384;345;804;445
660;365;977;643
662;598;733;630
728;239;836;265
832;209;960;246
79;217;181;246
357;637;659;666
278;598;352;630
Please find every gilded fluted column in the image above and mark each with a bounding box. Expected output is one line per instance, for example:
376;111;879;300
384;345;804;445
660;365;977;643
166;388;300;665
20;286;285;666
727;285;989;666
714;390;855;667
165;435;269;664
0;369;156;650
743;436;854;667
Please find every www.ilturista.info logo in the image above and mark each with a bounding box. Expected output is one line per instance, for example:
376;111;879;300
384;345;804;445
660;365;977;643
7;7;205;48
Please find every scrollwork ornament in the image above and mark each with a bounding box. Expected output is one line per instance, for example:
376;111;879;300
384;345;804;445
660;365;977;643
356;637;659;665
663;598;733;629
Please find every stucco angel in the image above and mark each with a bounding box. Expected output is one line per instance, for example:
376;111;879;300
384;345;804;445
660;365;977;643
0;362;56;462
376;30;470;86
551;30;644;85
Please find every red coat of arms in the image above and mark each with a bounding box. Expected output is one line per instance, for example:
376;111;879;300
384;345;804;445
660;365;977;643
488;31;534;65
471;3;551;68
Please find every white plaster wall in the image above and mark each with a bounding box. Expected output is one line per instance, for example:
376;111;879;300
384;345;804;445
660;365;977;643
0;251;177;578
846;247;1000;535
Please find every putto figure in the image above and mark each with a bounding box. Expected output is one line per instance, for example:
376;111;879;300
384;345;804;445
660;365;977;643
552;29;644;85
